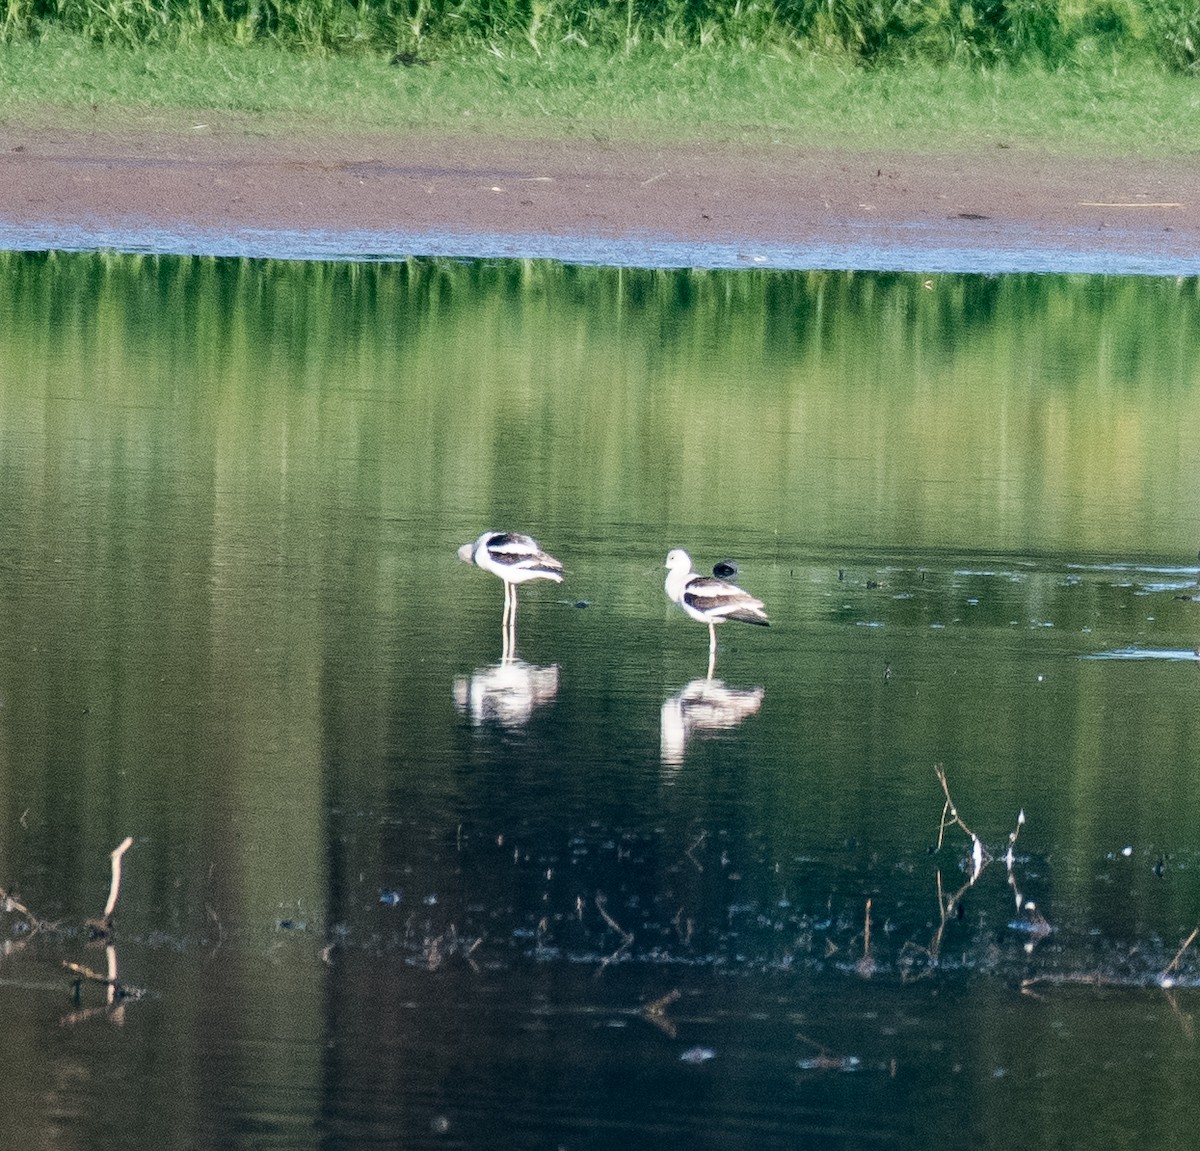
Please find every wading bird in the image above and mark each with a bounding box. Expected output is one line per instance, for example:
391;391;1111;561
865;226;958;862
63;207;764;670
664;548;768;678
458;531;564;652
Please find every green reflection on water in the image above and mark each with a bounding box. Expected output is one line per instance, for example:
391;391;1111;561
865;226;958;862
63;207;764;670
2;250;1198;908
1;251;1199;1149
5;253;1198;555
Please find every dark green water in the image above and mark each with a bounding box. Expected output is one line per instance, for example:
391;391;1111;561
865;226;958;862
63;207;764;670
1;252;1199;1149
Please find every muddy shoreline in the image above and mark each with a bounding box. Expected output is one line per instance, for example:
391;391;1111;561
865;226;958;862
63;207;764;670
2;125;1197;271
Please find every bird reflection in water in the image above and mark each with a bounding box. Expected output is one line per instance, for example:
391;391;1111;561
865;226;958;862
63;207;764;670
660;678;765;765
453;659;560;728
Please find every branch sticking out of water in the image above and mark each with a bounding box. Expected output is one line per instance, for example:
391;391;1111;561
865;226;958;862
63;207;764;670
1161;926;1200;987
104;837;133;918
0;886;51;939
1005;809;1027;910
641;989;681;1038
596;893;633;970
902;767;1042;980
596;894;633;945
87;836;134;940
856;898;876;979
935;765;987;879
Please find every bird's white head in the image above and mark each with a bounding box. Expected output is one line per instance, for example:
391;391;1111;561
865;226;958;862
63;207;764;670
665;548;693;573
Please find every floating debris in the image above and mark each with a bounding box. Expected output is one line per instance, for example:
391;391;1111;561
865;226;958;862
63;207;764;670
796;1054;861;1072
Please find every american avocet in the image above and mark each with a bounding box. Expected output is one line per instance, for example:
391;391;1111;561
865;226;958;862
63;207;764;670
458;531;564;646
665;548;768;677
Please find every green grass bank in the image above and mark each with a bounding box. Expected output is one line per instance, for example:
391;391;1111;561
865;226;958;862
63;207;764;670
3;0;1200;71
0;31;1197;158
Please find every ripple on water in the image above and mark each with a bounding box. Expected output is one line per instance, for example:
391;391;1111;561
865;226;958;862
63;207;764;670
1081;647;1200;662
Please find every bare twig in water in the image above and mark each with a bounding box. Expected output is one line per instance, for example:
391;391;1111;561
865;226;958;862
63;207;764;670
61;946;140;1026
641;989;681;1038
1001;808;1050;953
1005;809;1028;912
414;924;483;972
671;907;694;947
63;959;120;988
1162;989;1196;1040
596;893;633;970
905;768;1040;978
644;988;681;1015
795;1031;859;1072
855;898;876;979
1161;926;1200;985
0;885;52;940
86;837;134;940
63;945;145;1006
934;765;986;878
1020;972;1121;992
596;894;633;945
898;939;935;982
104;838;133;918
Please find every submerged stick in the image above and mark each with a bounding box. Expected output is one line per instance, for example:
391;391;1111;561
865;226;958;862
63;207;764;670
63;959;118;988
1161;926;1200;985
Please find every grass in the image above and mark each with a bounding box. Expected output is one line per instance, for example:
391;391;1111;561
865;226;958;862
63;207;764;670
0;32;1197;157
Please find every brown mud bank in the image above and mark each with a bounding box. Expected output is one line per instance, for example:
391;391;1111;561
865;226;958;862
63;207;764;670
1;124;1197;270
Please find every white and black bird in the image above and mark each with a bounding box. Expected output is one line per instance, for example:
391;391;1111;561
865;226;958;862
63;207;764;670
458;531;564;641
664;548;768;676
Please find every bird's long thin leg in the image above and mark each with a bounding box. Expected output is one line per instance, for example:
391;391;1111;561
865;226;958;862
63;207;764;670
707;622;717;680
501;582;512;661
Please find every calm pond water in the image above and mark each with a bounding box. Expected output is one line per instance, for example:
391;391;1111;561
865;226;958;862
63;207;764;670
1;252;1199;1149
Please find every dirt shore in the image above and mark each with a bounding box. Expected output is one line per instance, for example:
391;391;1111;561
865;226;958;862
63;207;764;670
1;122;1197;269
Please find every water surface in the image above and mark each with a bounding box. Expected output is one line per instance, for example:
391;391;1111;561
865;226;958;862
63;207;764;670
1;254;1199;1149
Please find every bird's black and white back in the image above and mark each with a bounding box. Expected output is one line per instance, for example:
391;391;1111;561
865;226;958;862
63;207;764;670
458;531;564;585
665;548;768;627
